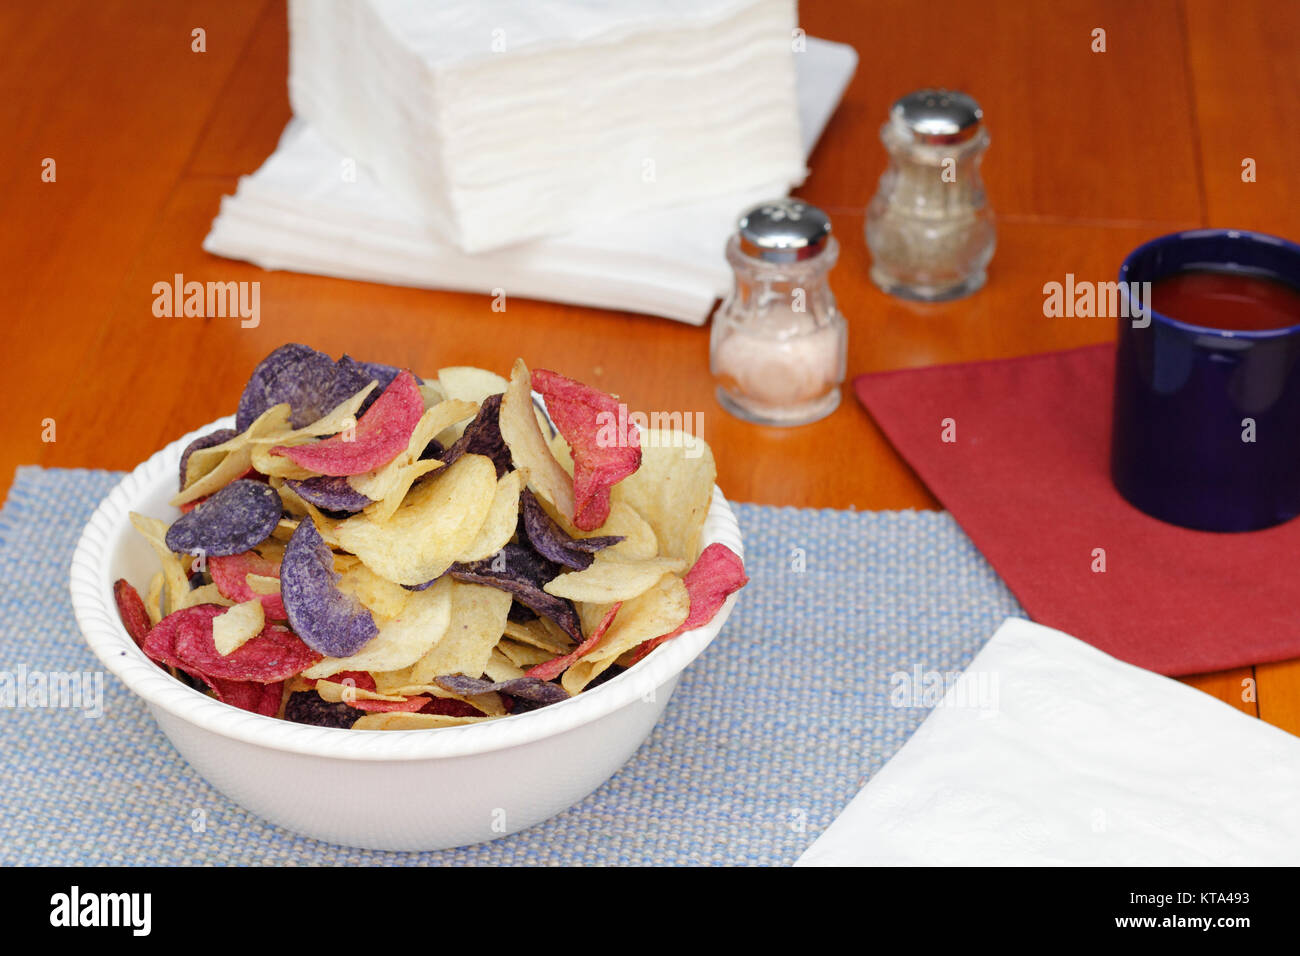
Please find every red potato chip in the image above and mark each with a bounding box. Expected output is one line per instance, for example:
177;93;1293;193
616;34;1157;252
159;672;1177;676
209;551;287;620
271;369;423;476
144;604;322;683
629;543;747;664
531;368;641;531
210;677;283;717
332;670;377;692
346;696;430;713
113;579;153;649
525;601;621;681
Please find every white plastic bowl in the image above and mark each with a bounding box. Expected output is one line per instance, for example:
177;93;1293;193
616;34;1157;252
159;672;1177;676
69;416;743;851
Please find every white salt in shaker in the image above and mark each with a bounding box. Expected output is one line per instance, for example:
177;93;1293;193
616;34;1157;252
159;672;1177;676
710;199;847;427
866;89;995;301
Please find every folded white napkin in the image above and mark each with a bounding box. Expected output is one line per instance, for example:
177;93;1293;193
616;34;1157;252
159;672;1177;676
797;617;1300;866
203;37;857;325
289;0;807;252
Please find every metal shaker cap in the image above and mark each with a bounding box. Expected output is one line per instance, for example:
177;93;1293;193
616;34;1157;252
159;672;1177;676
737;199;832;263
889;89;983;145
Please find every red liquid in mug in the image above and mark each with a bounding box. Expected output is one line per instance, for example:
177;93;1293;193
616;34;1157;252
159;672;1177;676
1150;268;1300;332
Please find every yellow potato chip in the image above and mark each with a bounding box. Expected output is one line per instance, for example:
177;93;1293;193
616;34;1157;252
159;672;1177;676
314;679;409;704
612;428;716;562
250;444;316;480
129;513;190;615
543;555;686;604
175;404;291;504
264;381;376;443
212;599;266;656
437;365;508;404
336;563;412;619
419;382;447;408
180;583;235;610
333;453;497;586
276;483;340;546
406;581;512;684
562;573;689;695
145;571;165;624
361;458;445;524
246;573;281;596
484;647;526;682
351;712;489;730
496;638;555;669
503;618;573;654
499;358;575;520
583;501;658;561
370;666;414;695
303;576;454;679
455;468;525;562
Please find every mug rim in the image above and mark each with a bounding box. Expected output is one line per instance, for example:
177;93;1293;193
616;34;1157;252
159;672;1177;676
1119;228;1300;340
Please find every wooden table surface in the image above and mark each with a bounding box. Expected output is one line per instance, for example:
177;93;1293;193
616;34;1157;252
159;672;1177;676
2;1;1296;731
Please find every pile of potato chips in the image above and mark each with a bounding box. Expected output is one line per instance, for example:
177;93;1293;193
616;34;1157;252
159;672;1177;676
115;344;747;730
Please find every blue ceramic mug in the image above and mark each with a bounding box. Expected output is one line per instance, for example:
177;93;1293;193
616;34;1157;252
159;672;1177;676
1110;229;1300;532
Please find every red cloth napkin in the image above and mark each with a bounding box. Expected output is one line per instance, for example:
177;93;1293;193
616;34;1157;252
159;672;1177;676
855;344;1299;676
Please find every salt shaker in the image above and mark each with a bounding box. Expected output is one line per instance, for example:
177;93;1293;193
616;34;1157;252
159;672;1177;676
710;199;847;427
866;89;995;301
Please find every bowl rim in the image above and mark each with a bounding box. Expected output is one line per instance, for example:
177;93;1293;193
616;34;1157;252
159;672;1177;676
69;414;743;762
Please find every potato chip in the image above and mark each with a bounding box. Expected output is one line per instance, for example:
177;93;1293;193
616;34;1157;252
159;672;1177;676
209;551;286;620
448;543;582;642
532;368;642;531
272;370;423;476
437;366;508;405
334;453;497;586
113;579;152;648
499;358;575;519
527;601;621;682
630;543;748;664
174;404;291;506
236;343;364;431
145;571;165;624
495;638;555;669
179;427;237;489
246;574;281;596
284;690;360;728
519;488;621;570
282;519;379;659
144;604;321;683
543;555;685;604
165;479;282;557
335;562;412;619
346;398;477;502
611;427;716;563
209;677;283;717
562;573;689;695
484;647;526;682
314;679;409;704
302;576;454;679
129;513;191;615
283;476;372;514
347;696;432;713
360;458;444;524
434;675;569;708
455;469;525;563
180;583;235;609
350;712;489;730
503;618;573;654
212;599;266;656
439;393;512;478
405;581;512;684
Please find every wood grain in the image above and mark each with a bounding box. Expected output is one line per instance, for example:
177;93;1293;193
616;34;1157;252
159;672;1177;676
2;0;1296;734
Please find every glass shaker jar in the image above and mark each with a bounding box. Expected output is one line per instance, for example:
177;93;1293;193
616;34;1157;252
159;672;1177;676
710;198;847;427
866;89;995;301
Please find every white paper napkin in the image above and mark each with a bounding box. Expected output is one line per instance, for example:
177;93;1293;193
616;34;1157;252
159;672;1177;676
797;617;1300;866
203;37;857;324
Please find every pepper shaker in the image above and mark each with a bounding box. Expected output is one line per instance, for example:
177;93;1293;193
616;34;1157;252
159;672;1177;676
866;89;995;301
710;198;847;426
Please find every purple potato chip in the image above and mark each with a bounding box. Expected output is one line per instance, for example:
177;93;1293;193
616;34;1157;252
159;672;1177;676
507;601;537;623
284;690;360;729
438;393;511;478
164;479;282;557
433;674;570;708
519;488;622;570
236;344;374;432
417;437;445;462
178;427;237;490
281;518;379;658
447;543;582;642
283;476;372;514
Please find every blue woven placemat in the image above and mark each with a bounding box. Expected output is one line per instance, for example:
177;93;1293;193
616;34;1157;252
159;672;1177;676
0;466;1023;866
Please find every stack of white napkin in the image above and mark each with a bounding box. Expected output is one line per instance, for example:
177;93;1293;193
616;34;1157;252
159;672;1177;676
797;618;1300;866
205;36;857;323
287;0;806;253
